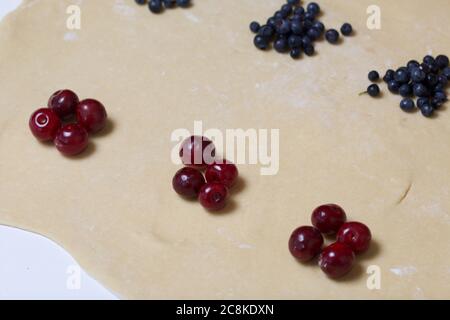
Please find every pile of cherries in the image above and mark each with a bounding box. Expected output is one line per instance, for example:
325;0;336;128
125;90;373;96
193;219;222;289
172;136;239;211
250;0;353;59
29;90;107;156
289;204;372;279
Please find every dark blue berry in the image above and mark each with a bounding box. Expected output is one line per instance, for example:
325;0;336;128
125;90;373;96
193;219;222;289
410;67;426;83
258;25;274;37
413;83;429;97
149;0;163;13
438;75;448;86
436;55;449;69
276;19;291;34
388;80;400;93
420;103;434;117
304;44;315;56
368;70;380;82
250;21;260;33
313;21;325;33
407;60;420;71
288;35;302;49
176;0;190;8
367;84;380;97
383;69;395;82
325;29;339;44
434;91;447;103
290;48;301;59
307;28;321;40
290;20;304;34
399;84;412;97
281;4;293;16
254;35;269;50
431;97;443;109
135;0;147;5
340;23;353;36
400;98;415;112
304;11;316;21
274;37;289;53
417;98;429;109
288;0;300;5
307;2;320;15
294;6;305;16
425;73;439;87
267;17;277;28
303;19;313;29
301;36;312;48
274;11;285;20
423;55;435;65
420;63;431;74
443;67;450;80
394;67;410;83
162;0;176;8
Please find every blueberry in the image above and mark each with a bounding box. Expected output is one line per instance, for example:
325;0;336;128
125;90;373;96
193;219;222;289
423;55;435;65
399;84;412;97
413;83;429;97
274;10;285;20
176;0;190;7
425;73;439;87
420;63;431;74
303;44;315;56
436;55;449;69
434;91;447;103
410;67;426;83
313;21;325;33
307;2;320;15
394;67;410;83
368;70;380;82
431;97;443;109
407;60;420;70
267;17;277;28
417;97;429;109
427;62;439;74
307;28;321;40
148;0;163;13
287;0;300;5
303;20;314;30
367;84;380;97
250;21;261;33
388;80;400;93
443;67;450;80
258;25;274;37
301;36;312;48
294;7;305;16
276;19;291;34
162;0;176;8
325;29;339;44
254;35;269;50
400;98;415;112
290;20;304;34
304;12;316;21
274;37;289;53
135;0;147;5
288;35;302;49
281;4;293;16
383;69;395;82
340;23;353;36
290;48;301;59
420;103;434;117
438;75;448;86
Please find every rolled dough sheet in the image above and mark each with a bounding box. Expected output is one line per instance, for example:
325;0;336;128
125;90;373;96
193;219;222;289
1;0;450;299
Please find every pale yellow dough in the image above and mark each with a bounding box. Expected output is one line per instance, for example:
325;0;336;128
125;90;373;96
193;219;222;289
1;0;450;299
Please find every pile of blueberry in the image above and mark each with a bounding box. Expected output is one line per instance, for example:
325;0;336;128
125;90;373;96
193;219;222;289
250;0;353;59
172;136;239;211
135;0;191;14
364;54;450;118
289;204;372;279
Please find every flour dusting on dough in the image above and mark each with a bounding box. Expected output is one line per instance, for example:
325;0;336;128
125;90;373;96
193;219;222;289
390;266;417;277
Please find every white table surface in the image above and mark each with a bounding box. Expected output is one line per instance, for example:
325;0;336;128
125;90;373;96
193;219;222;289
0;1;117;300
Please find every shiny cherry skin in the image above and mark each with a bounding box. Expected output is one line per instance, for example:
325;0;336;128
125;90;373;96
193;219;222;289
289;226;324;262
311;204;347;235
29;108;61;141
198;183;228;211
337;221;372;254
205;160;239;188
48;89;79;120
172;167;206;198
179;136;216;168
319;242;355;278
76;99;108;134
54;123;89;156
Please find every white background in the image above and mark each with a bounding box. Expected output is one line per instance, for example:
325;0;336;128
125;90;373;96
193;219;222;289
0;1;117;300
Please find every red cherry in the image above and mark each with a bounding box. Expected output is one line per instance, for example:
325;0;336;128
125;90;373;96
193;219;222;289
29;108;61;141
54;124;89;156
48;89;79;120
76;99;108;134
289;226;324;262
179;136;215;168
172;167;206;198
311;204;347;235
319;242;355;278
337;222;372;254
198;183;228;211
205;160;239;188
